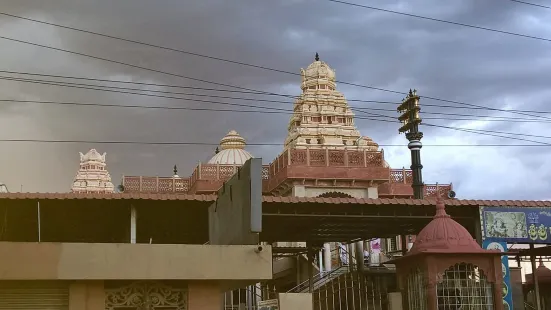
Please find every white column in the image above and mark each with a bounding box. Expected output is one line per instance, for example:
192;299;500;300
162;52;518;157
323;243;332;272
318;249;324;274
130;205;137;244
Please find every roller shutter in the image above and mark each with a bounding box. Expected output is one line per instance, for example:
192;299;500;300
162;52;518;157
0;281;69;310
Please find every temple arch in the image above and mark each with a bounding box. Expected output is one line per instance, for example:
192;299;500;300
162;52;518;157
317;191;354;198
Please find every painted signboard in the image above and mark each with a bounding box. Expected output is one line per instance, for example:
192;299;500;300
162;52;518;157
258;299;279;310
482;240;513;310
480;206;551;244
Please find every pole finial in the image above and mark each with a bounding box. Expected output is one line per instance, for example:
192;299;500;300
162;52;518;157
173;165;178;175
315;52;320;61
434;185;450;219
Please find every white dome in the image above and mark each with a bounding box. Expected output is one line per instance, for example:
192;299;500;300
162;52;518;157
207;130;253;165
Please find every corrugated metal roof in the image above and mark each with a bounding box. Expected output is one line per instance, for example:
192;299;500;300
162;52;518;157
0;192;216;201
0;192;550;207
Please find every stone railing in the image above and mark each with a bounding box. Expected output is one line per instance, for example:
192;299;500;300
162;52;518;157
122;150;452;196
382;169;453;198
122;176;190;193
389;169;413;183
267;148;385;178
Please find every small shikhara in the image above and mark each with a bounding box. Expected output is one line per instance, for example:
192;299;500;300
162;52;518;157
71;148;115;193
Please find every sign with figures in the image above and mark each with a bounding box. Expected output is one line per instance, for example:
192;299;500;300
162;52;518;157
480;206;551;244
258;299;279;310
482;240;513;310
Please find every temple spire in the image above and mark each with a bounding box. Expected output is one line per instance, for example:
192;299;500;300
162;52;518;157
434;184;450;219
315;52;319;61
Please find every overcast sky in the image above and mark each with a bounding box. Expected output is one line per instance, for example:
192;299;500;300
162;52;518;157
0;0;550;199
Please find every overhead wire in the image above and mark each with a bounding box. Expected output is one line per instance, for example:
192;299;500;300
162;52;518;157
2;94;551;145
0;12;548;146
507;0;551;10
1;73;550;143
2;75;550;125
2;75;550;123
0;13;549;120
325;0;551;43
355;111;551;145
3;69;551;116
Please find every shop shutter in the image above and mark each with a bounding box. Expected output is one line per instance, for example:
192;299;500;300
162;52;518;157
0;281;69;310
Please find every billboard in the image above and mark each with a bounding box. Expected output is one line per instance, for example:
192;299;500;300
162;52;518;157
480;206;551;244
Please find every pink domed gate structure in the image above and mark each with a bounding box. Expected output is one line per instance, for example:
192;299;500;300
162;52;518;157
389;196;503;310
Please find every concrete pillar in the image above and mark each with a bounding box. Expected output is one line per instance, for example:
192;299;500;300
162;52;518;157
130;205;137;244
188;282;221;310
69;281;104;310
355;241;364;272
307;245;314;293
323;243;332;272
347;243;355;272
318;249;323;274
530;244;542;310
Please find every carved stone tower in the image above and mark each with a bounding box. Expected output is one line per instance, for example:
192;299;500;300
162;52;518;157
71;149;115;193
284;53;379;151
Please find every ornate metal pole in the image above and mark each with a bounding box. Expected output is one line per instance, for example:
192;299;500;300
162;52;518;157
398;89;424;199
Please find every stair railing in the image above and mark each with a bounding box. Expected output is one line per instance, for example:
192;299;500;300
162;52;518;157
287;245;360;293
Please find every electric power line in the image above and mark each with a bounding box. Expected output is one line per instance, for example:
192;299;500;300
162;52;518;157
0;13;548;120
2;95;551;144
2;76;551;125
326;0;551;43
3;70;551;118
0;17;548;144
507;0;551;10
3;75;551;123
356;111;551;145
3;96;550;125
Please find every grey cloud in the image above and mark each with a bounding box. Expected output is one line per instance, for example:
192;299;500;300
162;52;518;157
0;0;550;199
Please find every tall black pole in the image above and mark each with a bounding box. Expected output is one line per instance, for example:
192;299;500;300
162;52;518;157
398;89;424;199
406;131;423;199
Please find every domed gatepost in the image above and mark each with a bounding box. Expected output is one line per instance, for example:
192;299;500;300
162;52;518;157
388;195;504;310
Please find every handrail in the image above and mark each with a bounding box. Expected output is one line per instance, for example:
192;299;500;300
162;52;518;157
525;302;536;310
287;245;359;293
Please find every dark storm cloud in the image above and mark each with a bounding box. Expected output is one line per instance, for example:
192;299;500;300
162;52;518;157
0;0;550;198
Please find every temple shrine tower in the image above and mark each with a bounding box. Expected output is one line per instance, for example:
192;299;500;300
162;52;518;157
285;53;380;152
71;149;115;193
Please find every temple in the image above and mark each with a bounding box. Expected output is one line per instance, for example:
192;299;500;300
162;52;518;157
122;54;452;199
71;149;115;193
118;54;456;305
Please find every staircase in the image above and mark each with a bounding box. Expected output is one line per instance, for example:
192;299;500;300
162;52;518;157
288;266;350;293
312;271;393;310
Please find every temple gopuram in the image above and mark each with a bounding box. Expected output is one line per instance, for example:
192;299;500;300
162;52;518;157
71;149;115;193
122;55;452;199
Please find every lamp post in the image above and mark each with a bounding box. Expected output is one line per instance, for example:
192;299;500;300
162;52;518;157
398;89;424;199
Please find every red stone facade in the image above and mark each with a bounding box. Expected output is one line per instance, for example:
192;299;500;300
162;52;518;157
122;148;452;198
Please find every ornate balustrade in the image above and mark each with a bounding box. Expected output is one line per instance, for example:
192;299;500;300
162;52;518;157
122;151;452;197
379;169;453;198
389;169;413;184
123;176;190;193
267;148;385;179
